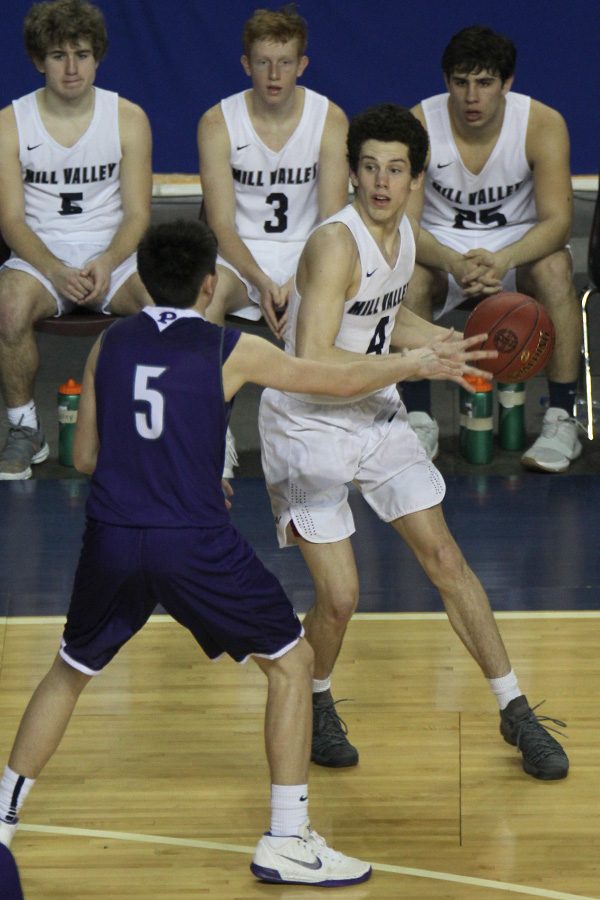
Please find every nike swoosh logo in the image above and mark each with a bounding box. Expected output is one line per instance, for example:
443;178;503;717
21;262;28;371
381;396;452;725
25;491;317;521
236;144;250;150
437;161;453;168
366;269;377;277
281;855;323;871
299;795;308;802
27;143;42;151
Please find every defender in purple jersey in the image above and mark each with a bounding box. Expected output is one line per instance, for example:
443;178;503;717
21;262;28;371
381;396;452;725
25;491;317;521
0;219;496;887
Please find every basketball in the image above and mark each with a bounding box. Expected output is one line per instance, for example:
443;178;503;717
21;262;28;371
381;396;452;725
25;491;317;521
463;292;555;381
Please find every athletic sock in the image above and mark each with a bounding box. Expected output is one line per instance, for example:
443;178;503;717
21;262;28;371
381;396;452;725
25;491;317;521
269;784;309;837
488;669;521;711
0;767;35;823
7;402;38;431
312;676;331;695
548;380;578;415
401;380;432;415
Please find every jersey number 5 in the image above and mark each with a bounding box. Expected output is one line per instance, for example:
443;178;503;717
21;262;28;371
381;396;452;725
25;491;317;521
134;365;167;439
264;192;288;233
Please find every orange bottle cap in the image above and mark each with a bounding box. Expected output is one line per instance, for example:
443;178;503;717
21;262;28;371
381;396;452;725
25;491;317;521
463;374;493;392
58;378;82;395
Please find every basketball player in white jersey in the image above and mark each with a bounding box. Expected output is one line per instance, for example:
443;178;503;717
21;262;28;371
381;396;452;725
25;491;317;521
259;103;568;780
197;6;349;341
401;26;582;473
0;0;152;480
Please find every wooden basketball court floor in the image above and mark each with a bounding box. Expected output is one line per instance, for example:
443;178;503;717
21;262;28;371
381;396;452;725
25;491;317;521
1;474;599;899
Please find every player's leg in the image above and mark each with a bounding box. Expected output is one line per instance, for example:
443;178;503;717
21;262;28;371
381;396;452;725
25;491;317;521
391;503;568;779
251;639;371;886
0;655;91;847
0;269;55;479
106;270;151;315
295;535;360;768
204;264;254;325
400;263;449;459
517;249;583;472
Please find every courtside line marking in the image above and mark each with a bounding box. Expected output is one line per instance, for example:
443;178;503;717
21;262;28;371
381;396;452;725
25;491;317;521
17;824;596;900
3;610;600;627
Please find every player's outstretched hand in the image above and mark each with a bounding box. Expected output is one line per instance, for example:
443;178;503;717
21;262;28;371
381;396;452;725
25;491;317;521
403;330;497;388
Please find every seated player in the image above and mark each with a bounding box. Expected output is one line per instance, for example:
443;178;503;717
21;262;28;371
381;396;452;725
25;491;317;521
401;25;582;472
0;0;152;480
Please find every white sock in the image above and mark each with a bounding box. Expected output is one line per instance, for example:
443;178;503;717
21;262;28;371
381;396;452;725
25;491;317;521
269;784;309;837
312;676;331;694
488;669;521;710
0;766;35;823
7;402;37;430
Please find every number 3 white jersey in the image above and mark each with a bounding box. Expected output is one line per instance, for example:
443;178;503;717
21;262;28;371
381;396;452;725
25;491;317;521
420;92;537;241
284;203;415;403
220;87;328;244
12;87;123;246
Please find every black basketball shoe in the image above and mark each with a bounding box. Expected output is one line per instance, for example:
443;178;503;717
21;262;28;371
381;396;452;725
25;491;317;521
311;693;359;768
500;694;568;780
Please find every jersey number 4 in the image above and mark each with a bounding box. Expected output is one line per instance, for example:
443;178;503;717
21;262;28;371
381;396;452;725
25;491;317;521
264;192;288;233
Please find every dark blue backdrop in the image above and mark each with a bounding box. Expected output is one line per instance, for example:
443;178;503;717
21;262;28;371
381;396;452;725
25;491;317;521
2;0;597;175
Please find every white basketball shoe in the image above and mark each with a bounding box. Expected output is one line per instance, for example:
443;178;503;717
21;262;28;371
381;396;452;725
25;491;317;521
251;822;372;886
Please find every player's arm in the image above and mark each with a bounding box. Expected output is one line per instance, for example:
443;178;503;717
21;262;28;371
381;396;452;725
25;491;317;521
82;99;153;302
316;101;349;219
464;102;573;277
0;105;95;301
198;105;274;293
73;337;102;474
222;327;496;400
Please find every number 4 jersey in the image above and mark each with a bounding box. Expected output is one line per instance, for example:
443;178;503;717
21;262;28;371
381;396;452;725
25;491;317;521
420;91;536;241
220;87;328;244
13;87;123;246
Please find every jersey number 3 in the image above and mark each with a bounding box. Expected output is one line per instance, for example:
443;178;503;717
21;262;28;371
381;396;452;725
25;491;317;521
264;192;288;233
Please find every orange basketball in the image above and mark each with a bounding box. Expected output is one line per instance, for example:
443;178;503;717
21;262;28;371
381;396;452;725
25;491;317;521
463;292;555;381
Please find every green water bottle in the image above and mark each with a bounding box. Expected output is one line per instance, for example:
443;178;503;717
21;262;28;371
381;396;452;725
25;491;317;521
498;382;525;450
459;375;494;464
58;378;82;467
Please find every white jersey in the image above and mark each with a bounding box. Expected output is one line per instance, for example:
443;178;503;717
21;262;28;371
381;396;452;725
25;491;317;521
13;87;123;246
220;87;328;244
285;203;415;403
420;92;537;240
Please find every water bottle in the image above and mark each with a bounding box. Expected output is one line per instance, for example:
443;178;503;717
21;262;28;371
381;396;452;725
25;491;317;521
58;378;82;467
459;375;493;464
498;382;526;450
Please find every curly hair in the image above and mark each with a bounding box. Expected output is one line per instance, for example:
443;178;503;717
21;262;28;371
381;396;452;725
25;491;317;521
347;104;429;178
24;0;108;62
442;25;516;83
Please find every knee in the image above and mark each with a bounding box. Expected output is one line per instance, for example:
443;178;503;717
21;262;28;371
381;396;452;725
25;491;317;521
423;538;468;588
269;638;314;683
316;584;358;626
404;264;446;319
0;285;36;342
520;251;575;307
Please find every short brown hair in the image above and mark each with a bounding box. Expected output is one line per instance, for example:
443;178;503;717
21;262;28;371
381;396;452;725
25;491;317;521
24;0;108;63
243;5;308;57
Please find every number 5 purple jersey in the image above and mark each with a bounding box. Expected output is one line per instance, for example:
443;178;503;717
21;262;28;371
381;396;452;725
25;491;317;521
86;307;241;527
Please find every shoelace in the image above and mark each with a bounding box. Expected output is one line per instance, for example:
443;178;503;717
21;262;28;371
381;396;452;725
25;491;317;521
313;699;352;747
304;827;344;863
513;700;567;759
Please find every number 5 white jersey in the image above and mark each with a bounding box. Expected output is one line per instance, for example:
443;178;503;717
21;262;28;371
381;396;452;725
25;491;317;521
13;87;123;247
220;87;328;244
420;92;537;241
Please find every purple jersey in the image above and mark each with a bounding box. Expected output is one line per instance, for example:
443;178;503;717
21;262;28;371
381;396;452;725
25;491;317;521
86;307;241;527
